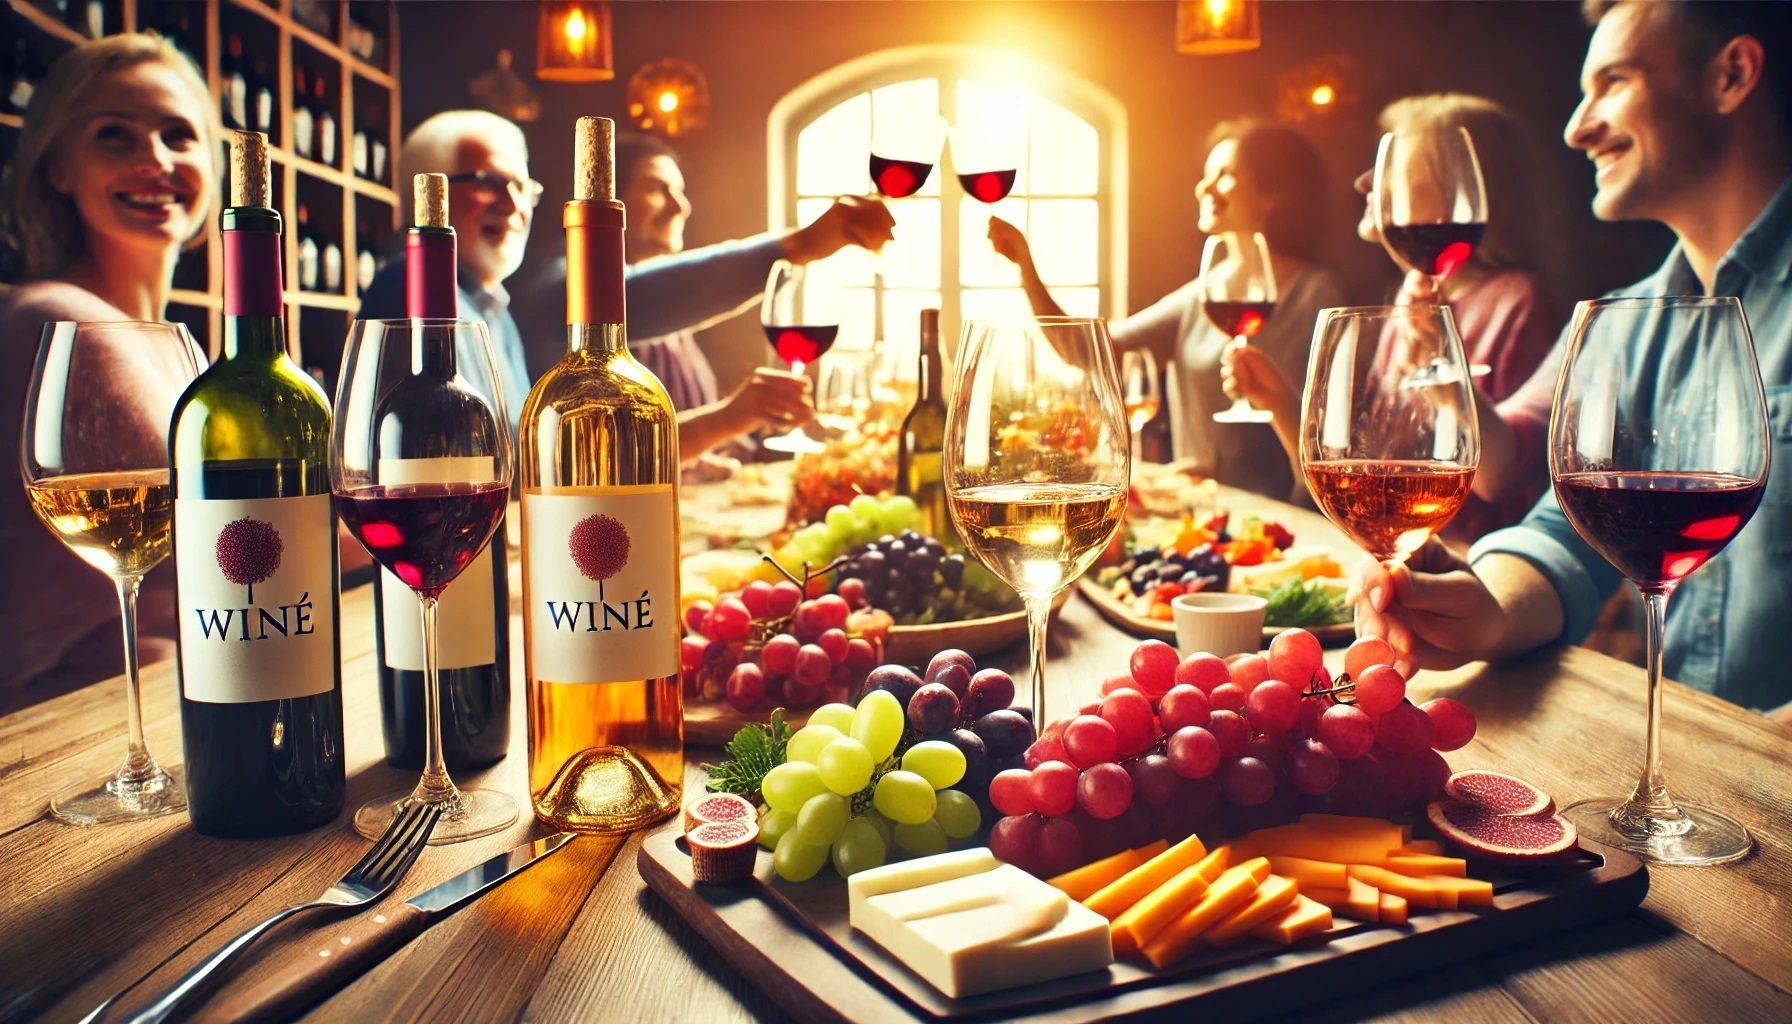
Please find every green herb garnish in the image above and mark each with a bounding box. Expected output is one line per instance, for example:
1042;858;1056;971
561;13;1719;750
1256;578;1350;628
701;708;792;795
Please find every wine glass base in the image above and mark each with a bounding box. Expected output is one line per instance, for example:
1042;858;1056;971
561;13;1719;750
50;765;186;826
354;786;519;845
1212;406;1275;424
763;430;827;454
1562;797;1753;866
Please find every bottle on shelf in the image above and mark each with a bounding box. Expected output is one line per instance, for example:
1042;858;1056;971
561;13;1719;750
323;240;343;294
315;73;336;168
296;204;319;291
355;218;378;293
353;126;369;178
293;67;314;160
79;0;104;39
251;53;275;137
372;173;512;773
172;131;345;838
897;308;959;551
8;38;37;116
521;116;684;834
223;34;247;130
371;135;389;183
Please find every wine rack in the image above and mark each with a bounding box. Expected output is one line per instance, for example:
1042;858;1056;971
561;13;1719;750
1;0;399;383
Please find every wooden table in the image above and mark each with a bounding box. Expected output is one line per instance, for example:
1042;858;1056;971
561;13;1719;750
4;486;1792;1024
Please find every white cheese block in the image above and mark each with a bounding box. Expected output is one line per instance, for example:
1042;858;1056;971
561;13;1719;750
846;848;998;909
891;897;1113;999
857;864;1065;953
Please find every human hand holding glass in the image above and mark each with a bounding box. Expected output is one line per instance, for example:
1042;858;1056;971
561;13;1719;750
1376;126;1491;383
22;321;200;825
1548;297;1765;865
1202;231;1278;424
332;318;517;844
945;317;1129;724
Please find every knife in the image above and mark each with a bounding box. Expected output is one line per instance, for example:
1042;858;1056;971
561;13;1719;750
189;831;575;1024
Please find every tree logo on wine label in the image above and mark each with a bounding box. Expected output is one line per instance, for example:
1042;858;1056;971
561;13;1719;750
217;516;283;603
569;514;630;582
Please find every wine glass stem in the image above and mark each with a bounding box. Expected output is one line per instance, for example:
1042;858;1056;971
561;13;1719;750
1024;594;1050;726
113;575;157;783
1621;589;1683;827
412;594;461;808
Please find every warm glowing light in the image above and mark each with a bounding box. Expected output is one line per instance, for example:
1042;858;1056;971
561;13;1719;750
1206;0;1232;16
1310;84;1335;106
563;8;588;43
657;91;678;113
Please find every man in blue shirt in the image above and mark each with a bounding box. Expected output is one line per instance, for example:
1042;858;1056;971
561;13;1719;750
1355;0;1792;718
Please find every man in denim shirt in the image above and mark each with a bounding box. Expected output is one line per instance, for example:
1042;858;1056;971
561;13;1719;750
1355;0;1792;718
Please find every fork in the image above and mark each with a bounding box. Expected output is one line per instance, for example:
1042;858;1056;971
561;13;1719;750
116;800;440;1024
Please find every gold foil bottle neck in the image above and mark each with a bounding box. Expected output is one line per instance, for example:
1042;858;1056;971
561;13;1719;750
229;130;270;208
573;116;615;202
414;173;449;227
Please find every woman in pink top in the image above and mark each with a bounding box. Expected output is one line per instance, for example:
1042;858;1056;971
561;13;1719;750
1226;93;1567;541
0;35;218;712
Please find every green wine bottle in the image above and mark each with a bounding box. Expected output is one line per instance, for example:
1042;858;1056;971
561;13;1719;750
898;308;957;550
171;131;345;838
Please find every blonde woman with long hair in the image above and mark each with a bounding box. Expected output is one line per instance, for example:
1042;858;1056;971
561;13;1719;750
0;33;217;710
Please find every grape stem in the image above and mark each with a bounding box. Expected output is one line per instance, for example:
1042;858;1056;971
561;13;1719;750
761;552;850;588
1303;670;1358;705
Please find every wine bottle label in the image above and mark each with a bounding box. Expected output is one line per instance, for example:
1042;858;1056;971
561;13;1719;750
377;457;499;671
522;486;678;684
176;493;337;703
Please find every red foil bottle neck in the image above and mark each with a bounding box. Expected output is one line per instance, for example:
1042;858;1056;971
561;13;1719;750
405;228;459;319
222;208;285;318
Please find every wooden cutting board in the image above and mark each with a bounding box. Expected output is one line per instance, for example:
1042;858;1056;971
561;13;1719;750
639;830;1647;1024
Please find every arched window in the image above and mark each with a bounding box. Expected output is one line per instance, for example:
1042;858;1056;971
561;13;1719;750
769;46;1127;367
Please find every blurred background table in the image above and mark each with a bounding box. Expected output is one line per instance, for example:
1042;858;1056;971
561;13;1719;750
2;481;1790;1023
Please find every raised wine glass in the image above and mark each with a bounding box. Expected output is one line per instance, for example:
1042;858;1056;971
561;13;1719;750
332;318;518;844
870;112;948;199
945;317;1130;725
1121;348;1160;459
948;119;1021;205
1549;296;1765;865
1299;305;1479;569
1202;231;1278;424
21;321;200;824
761;260;837;454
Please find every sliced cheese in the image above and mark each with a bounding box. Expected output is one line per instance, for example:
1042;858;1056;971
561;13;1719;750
1049;841;1166;902
896;899;1113;999
847;848;997;911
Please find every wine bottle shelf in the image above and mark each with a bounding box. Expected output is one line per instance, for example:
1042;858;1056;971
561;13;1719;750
0;0;400;364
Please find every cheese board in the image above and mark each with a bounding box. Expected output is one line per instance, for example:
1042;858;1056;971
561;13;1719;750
1076;577;1356;649
639;829;1647;1024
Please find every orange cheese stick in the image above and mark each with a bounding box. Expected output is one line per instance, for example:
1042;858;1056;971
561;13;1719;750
1397;839;1445;856
1204;874;1299;946
1348;864;1445;910
1238;824;1403;865
1249;893;1334;946
1111;846;1232;954
1303;876;1380;923
1384;853;1468;878
1138;862;1266;969
1084;834;1210;921
1049;841;1168;901
1299;814;1412;843
1425;874;1494;907
1266;855;1348;889
1379;891;1409;925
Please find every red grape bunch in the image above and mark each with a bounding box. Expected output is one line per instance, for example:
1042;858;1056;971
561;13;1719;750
859;649;1038;795
986;630;1479;878
681;579;885;711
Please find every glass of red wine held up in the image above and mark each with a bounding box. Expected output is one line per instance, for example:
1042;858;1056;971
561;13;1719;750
1203;230;1279;424
761;260;837;454
332;318;517;844
1549;296;1766;865
870;112;948;199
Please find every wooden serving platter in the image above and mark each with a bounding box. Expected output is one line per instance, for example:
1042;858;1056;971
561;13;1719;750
1076;577;1355;649
639;829;1647;1024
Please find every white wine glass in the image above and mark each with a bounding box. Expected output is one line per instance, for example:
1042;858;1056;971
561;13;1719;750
1549;297;1765;865
945;317;1130;724
1121;348;1160;461
21;321;201;824
332;318;518;844
1299;305;1479;570
1202;231;1278;424
761;260;837;454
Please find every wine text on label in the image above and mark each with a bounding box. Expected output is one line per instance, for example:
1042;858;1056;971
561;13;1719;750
522;487;678;684
176;492;337;703
376;457;500;670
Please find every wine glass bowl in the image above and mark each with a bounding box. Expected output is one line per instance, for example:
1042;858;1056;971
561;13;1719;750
1202;231;1279;424
332;318;517;844
1373;125;1488;282
1549;296;1766;865
944;317;1130;723
870;113;948;199
761;260;836;454
1299;305;1479;567
1121;349;1160;456
21;321;200;825
948;120;1022;205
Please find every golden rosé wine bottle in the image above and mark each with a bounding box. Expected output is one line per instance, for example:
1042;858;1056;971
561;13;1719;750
520;117;683;832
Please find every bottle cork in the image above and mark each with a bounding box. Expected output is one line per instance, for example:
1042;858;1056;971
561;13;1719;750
414;173;448;228
229;130;270;208
573;115;615;203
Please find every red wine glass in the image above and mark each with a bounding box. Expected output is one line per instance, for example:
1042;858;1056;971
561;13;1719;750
332;318;517;844
21;322;201;825
1298;305;1480;568
870;113;947;199
761;260;836;454
1203;231;1279;424
1549;296;1766;865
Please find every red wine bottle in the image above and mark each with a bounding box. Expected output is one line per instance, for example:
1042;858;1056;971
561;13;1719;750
373;172;511;772
172;132;345;838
